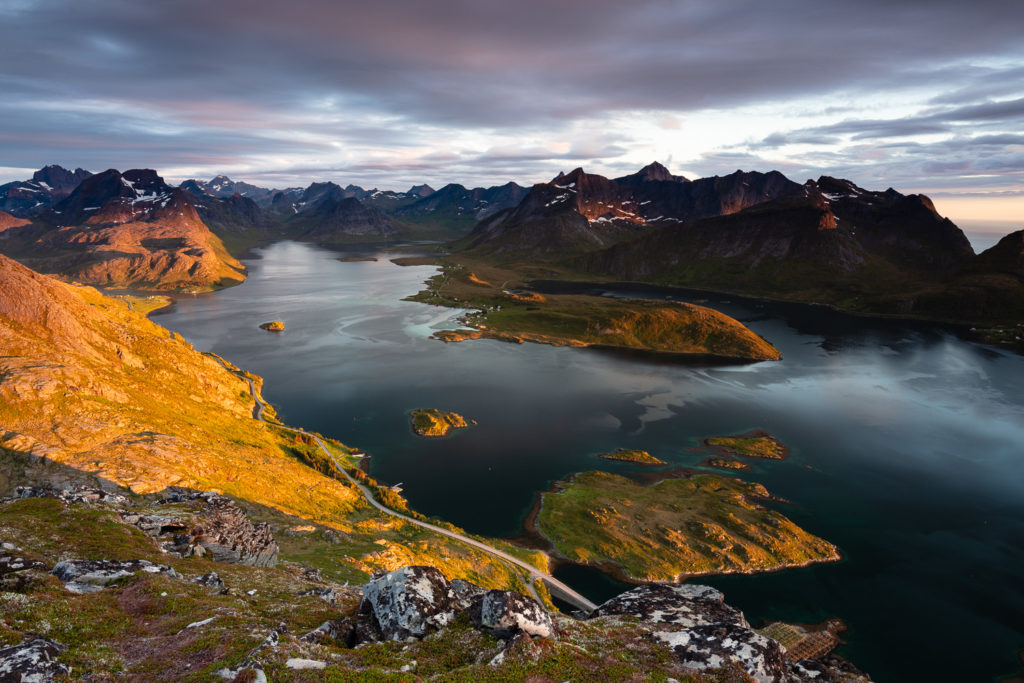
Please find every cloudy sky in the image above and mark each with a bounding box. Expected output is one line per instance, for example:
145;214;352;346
1;0;1021;226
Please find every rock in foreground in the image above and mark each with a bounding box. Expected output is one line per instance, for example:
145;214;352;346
0;637;71;681
356;565;551;643
259;320;285;332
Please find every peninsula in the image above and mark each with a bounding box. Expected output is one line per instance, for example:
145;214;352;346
409;260;781;362
535;470;839;582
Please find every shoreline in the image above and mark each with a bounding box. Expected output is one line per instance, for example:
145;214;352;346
434;326;776;364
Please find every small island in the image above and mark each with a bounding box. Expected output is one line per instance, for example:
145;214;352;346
534;470;839;581
704;430;787;460
259;321;285;332
703;456;750;471
597;448;667;466
337;256;378;262
409;408;470;438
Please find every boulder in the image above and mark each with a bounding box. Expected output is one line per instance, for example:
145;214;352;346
51;559;178;593
593;584;788;683
357;566;456;641
652;622;788;683
470;590;554;639
0;637;70;681
450;578;487;610
299;587;339;605
191;571;226;593
593;584;745;628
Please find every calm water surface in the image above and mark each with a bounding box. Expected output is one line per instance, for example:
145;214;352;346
154;241;1024;682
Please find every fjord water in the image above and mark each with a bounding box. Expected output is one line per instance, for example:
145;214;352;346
154;241;1024;682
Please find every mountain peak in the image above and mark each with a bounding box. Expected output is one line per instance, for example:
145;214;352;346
551;167;587;185
408;184;435;198
615;162;687;185
30;165;92;192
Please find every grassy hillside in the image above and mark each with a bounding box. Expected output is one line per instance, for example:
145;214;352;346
0;254;544;591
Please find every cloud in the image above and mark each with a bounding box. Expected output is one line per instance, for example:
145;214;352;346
0;0;1021;198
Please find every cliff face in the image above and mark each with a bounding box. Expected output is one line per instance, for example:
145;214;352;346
0;169;245;291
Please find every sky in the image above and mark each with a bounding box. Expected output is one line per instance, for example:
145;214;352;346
0;0;1021;227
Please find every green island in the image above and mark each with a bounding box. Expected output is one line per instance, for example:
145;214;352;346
406;259;781;362
410;408;470;437
337;256;378;262
534;470;839;581
704;430;788;459
704;456;750;471
597;448;667;465
259;320;285;332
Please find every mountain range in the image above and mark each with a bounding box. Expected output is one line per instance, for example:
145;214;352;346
0;162;1020;324
456;162;1022;324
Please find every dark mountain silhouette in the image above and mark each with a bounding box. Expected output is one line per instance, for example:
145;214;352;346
0;165;92;217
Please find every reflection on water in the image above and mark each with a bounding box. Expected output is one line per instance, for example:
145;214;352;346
155;241;1024;682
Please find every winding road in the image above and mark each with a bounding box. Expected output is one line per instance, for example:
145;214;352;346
223;362;598;613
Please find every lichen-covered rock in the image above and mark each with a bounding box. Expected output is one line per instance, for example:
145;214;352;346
0;553;47;591
0;637;70;681
300;586;339;605
593;583;745;628
357;566;456;641
0;554;46;575
593;584;788;682
450;578;487;610
653;622;788;682
191;571;226;593
470;589;554;639
51;559;178;593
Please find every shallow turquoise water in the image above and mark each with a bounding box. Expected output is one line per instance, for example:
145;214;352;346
154;240;1024;682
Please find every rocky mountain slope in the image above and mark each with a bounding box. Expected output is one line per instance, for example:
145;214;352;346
458;163;805;259
0;165;92;217
0;169;246;291
453;162;1022;324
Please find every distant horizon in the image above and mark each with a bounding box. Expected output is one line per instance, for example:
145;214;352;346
1;160;1018;239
